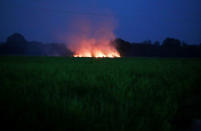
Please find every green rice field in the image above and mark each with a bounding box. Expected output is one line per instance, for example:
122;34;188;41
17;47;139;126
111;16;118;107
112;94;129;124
0;56;201;131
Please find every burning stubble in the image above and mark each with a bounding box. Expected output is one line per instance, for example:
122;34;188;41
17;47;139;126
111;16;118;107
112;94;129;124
66;16;120;58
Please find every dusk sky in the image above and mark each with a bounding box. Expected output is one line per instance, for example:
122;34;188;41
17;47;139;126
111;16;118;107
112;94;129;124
0;0;201;44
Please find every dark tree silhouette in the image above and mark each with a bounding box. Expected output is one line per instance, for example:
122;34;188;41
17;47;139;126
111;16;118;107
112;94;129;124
143;40;152;45
0;33;28;55
0;33;73;56
153;41;160;46
162;38;181;48
6;33;27;44
0;33;200;57
182;41;188;47
112;37;201;58
112;38;132;56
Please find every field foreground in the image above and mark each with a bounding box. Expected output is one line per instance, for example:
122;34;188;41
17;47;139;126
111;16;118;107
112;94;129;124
0;56;201;131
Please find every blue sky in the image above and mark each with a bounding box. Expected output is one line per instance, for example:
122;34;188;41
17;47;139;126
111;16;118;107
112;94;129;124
0;0;201;44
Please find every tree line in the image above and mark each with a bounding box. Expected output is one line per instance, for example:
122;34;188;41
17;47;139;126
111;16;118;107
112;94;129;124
0;33;72;56
113;38;201;57
0;33;201;57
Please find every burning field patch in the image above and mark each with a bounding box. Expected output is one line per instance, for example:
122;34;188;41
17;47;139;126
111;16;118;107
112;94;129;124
65;16;120;58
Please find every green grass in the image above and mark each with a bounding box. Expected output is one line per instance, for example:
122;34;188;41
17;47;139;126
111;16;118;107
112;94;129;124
0;56;201;131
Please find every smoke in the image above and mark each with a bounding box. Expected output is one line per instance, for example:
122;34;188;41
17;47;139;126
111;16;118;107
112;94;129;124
65;16;120;57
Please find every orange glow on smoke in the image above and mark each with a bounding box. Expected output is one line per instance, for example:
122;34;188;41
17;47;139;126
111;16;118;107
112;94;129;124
73;39;120;58
66;17;120;58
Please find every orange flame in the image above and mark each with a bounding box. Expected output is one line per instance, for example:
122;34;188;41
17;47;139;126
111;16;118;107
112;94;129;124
66;17;120;58
72;38;120;58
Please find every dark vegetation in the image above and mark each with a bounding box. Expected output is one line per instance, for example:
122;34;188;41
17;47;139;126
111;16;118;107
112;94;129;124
0;33;73;56
113;38;201;58
0;56;201;131
0;33;201;57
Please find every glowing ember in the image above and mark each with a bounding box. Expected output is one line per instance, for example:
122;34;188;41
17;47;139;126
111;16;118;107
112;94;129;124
72;39;120;58
66;17;120;58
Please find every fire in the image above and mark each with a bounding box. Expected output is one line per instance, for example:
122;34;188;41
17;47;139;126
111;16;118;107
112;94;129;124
73;39;120;58
66;17;120;58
